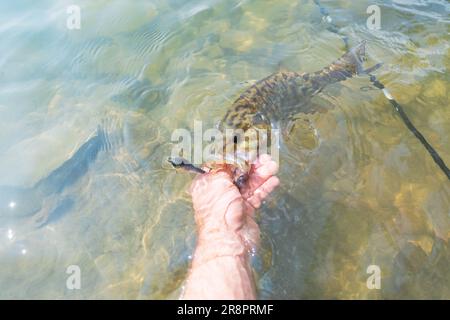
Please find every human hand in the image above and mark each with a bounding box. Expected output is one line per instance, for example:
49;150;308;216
189;154;279;263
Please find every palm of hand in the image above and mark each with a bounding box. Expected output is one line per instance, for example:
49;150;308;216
190;155;279;249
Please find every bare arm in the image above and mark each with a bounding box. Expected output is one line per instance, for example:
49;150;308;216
182;155;279;300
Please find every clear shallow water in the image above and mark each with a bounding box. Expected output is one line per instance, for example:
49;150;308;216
0;0;449;299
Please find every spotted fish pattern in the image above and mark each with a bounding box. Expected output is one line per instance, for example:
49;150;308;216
209;41;369;187
221;41;367;133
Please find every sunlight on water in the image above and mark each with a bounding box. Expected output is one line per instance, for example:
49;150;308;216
0;0;448;299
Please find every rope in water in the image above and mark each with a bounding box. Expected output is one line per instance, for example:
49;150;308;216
313;0;450;180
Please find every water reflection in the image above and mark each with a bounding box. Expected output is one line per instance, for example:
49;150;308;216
0;0;448;299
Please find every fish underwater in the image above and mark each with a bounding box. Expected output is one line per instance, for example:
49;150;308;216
171;41;379;187
0;126;109;228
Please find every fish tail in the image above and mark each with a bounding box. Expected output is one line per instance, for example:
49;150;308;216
326;40;367;77
98;115;124;152
308;41;367;90
34;124;116;196
96;124;110;151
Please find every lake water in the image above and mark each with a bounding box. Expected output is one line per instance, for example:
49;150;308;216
0;0;449;299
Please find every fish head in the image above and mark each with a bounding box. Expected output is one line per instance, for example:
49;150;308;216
348;40;367;74
335;40;367;76
204;138;252;189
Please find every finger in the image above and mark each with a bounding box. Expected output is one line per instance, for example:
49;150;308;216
246;193;262;209
254;159;279;178
247;177;278;207
253;154;272;168
256;176;279;199
246;176;279;208
247;160;278;190
261;175;280;193
242;160;278;199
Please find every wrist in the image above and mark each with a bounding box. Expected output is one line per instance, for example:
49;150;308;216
194;192;245;238
193;229;247;267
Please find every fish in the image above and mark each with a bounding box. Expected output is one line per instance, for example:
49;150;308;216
221;41;369;132
172;41;377;188
0;126;109;227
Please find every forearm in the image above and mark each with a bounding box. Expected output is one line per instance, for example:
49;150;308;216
182;234;256;300
183;254;256;300
183;166;278;300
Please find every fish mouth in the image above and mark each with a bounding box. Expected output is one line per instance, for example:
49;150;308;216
350;40;368;74
350;41;384;75
350;40;367;62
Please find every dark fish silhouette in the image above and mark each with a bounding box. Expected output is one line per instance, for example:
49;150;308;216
0;126;109;226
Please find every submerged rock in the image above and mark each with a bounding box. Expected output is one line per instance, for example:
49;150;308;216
422;78;447;99
220;30;255;52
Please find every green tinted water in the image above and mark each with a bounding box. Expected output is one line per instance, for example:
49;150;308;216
0;0;449;299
